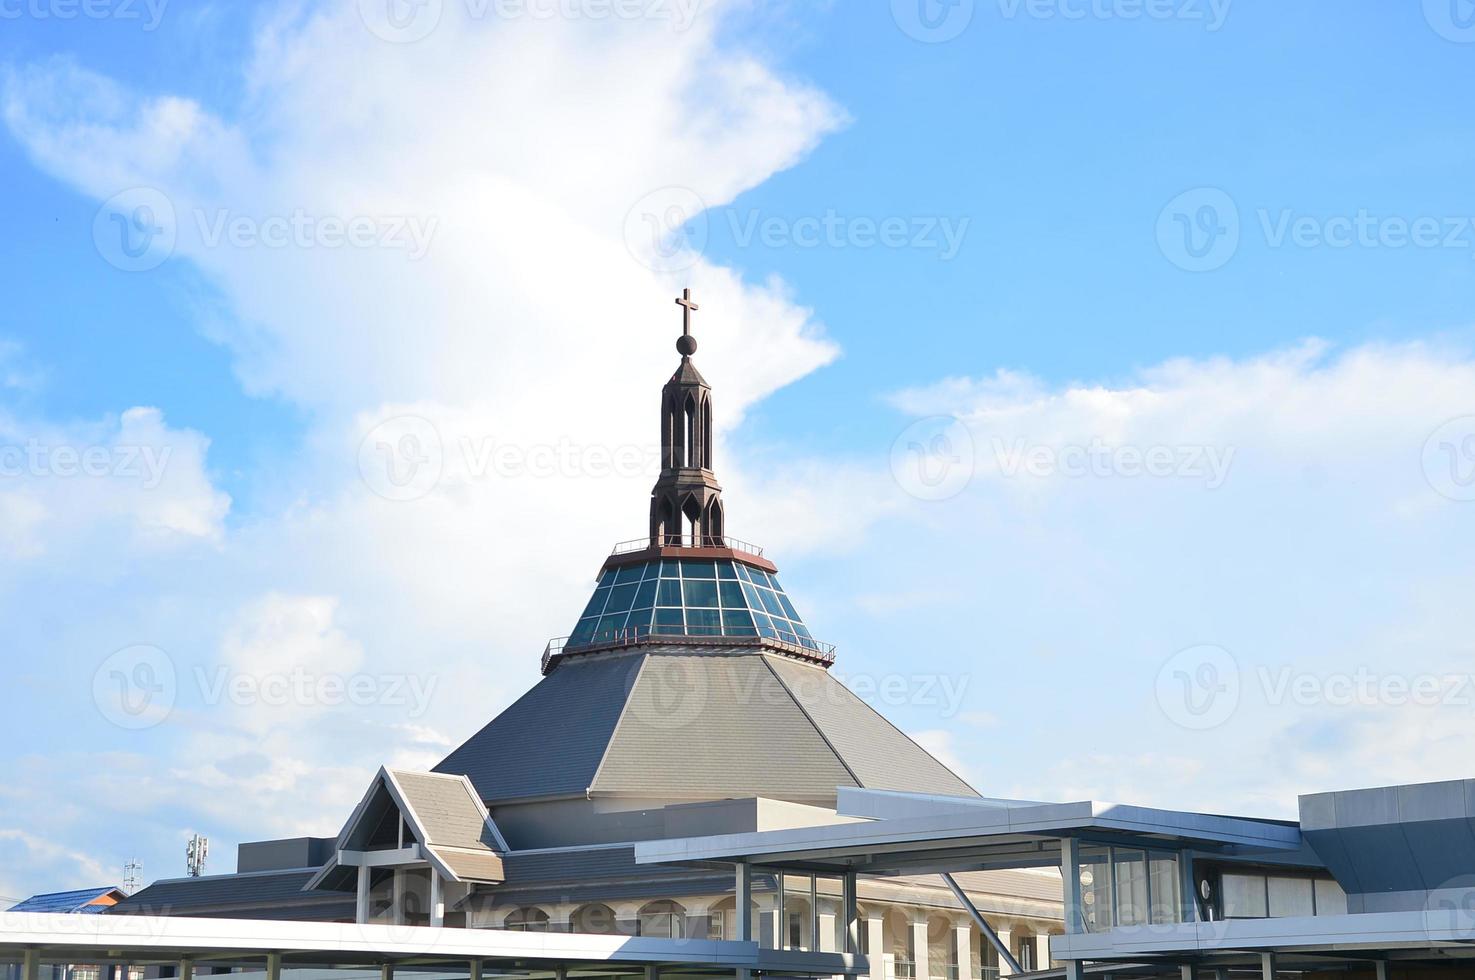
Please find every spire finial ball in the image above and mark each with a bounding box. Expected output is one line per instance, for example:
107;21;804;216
676;334;698;356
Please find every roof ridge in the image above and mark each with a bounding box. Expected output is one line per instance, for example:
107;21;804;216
759;653;863;790
585;651;651;795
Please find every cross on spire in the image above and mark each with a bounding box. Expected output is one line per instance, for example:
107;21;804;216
674;288;700;356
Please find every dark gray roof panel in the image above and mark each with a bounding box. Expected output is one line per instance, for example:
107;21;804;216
108;870;347;919
436;654;645;802
590;653;858;805
765;656;979;798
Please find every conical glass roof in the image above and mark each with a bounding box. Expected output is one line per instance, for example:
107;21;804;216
568;556;819;652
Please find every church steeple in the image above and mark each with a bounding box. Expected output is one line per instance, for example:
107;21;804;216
649;289;725;547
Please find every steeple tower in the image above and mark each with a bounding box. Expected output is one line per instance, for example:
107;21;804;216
649;288;724;547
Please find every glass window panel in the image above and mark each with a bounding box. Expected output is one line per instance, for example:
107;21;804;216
1114;849;1149;927
717;562;738;580
634;579;658;608
1148;852;1180;924
794;623;814;641
776;591;800;619
682;560;717;579
582;587;611;619
605;582;639;613
722;610;756;634
570;618;597;644
1314;879;1347;916
1267;877;1314;918
734;563;753;582
684;580;720;608
751;611;773;630
758;588;786;616
718;581;746;608
614;564;645;584
654;608;685;629
657;580;683;606
659;560;680;577
687;608;722;634
626;607;653;631
1078;846;1112;932
596;613;629;637
597;568;616;587
1222;874;1268;918
741;582;763;607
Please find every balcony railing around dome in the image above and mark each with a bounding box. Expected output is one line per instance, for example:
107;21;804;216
542;624;837;674
611;535;767;559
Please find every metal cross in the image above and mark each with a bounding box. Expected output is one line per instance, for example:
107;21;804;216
675;288;700;337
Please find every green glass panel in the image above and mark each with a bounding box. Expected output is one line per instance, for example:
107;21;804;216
626;607;653;630
776;591;799;620
758;588;785;617
570;618;597;644
657;580;683;606
633;579;657;608
614;564;645;585
582;587;611;619
654;608;685;629
718;581;745;608
687;608;722;634
682;560;717;579
605;582;639;613
716;562;738;580
722;610;755;634
684;580;719;608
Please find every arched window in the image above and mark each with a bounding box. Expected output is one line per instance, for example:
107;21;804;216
683;394;698;468
638;900;686;939
570;902;620;935
503;907;550;932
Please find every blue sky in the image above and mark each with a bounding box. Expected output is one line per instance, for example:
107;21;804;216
2;0;1475;901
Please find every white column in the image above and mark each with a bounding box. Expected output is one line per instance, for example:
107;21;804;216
178;959;193;980
1259;953;1276;980
866;915;885;980
955;924;971;980
356;864;371;924
911;920;930;980
430;872;445;927
392;869;408;925
22;949;40;980
1034;934;1050;970
995;927;1013;978
819;909;839;953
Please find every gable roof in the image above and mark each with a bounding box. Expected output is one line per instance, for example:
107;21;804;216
435;648;978;808
305;767;507;892
9;887;125;914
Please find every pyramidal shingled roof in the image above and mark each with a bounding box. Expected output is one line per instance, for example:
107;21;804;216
434;648;977;807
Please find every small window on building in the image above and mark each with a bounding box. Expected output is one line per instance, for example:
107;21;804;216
1314;878;1348;916
1268;876;1314;918
1222;874;1269;919
504;906;550;932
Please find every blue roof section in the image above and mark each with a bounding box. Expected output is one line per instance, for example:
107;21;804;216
9;887;123;913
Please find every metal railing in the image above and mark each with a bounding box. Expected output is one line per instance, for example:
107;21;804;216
611;535;767;558
542;625;837;674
